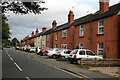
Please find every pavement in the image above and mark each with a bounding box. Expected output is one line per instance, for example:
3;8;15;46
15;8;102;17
15;49;120;80
2;48;85;80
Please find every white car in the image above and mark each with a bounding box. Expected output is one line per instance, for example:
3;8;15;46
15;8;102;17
47;48;62;59
56;49;71;58
68;49;103;64
29;47;36;53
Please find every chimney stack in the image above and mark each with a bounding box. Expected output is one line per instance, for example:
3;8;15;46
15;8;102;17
42;27;46;32
68;10;74;23
35;29;39;35
99;0;109;13
31;31;34;37
52;20;57;29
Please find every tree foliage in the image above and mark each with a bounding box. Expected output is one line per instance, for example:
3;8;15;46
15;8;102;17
2;0;48;14
2;13;11;47
29;42;34;47
11;38;19;46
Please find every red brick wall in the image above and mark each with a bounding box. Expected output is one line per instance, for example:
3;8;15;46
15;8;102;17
46;33;54;48
53;26;75;50
119;15;120;59
74;15;119;59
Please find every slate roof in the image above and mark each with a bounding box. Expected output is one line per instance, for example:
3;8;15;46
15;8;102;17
40;3;120;36
42;28;54;35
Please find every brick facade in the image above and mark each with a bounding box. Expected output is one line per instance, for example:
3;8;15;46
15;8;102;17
20;1;120;59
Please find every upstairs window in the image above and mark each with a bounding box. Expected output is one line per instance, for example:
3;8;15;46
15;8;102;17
79;25;84;37
62;30;67;38
98;20;104;34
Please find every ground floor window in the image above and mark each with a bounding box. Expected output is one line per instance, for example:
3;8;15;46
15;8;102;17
79;43;84;49
61;44;67;49
98;42;104;56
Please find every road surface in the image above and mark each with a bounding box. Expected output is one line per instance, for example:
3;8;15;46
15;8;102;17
2;48;84;80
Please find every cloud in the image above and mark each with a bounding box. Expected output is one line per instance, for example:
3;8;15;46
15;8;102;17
6;0;119;41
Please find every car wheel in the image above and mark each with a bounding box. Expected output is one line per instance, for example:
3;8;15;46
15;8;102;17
61;56;65;59
52;55;56;59
69;60;74;64
37;53;39;55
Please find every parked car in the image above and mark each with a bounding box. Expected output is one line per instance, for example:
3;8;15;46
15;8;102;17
39;47;53;56
36;46;45;55
68;49;103;64
15;46;20;50
29;47;36;53
20;46;25;50
26;46;31;52
47;48;62;59
57;49;71;58
23;46;27;51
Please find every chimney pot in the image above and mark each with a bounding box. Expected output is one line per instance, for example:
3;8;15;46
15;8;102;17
31;31;34;37
52;20;57;28
99;0;109;13
42;27;46;32
36;29;39;35
68;10;74;23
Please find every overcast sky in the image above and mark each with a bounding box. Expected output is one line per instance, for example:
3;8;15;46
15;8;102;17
6;0;119;41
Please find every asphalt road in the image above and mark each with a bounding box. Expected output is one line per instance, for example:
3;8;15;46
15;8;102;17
2;48;84;80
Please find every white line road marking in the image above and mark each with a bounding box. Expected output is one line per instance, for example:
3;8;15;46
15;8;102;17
14;62;22;72
5;49;23;72
10;57;14;61
26;77;31;80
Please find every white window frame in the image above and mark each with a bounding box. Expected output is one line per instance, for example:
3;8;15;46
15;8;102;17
79;25;84;37
62;30;67;38
61;44;67;49
79;43;84;49
98;20;104;34
97;42;104;57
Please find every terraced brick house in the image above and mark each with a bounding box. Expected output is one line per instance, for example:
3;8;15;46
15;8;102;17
74;0;120;58
34;27;46;47
20;0;120;59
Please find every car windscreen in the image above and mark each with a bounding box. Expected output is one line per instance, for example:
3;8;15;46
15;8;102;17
65;51;71;54
46;48;53;51
55;49;62;52
70;50;78;54
57;49;63;53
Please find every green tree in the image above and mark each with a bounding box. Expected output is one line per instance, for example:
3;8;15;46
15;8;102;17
2;0;48;14
2;14;11;47
29;42;34;47
1;0;47;47
11;38;19;47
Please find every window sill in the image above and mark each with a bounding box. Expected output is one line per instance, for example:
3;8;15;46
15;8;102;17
97;34;104;36
79;36;84;38
62;37;67;38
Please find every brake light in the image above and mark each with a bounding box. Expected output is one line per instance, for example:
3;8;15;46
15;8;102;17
74;55;76;58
